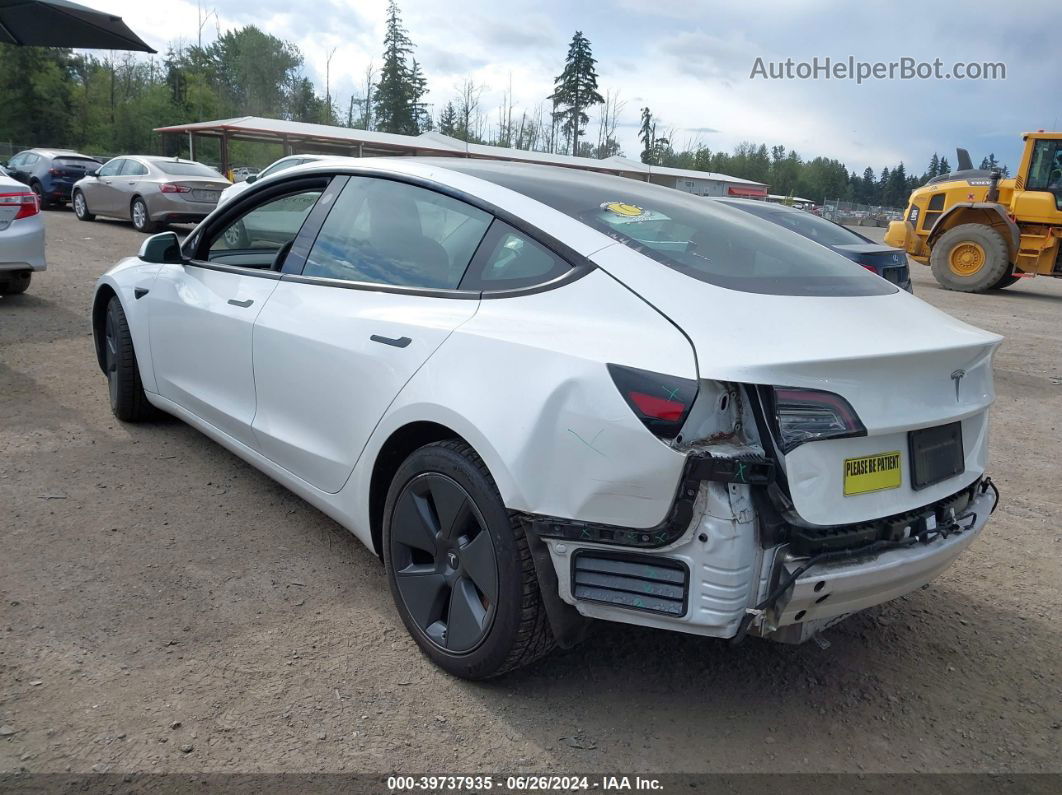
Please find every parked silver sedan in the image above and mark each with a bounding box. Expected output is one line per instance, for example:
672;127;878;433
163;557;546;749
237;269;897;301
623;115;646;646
72;156;230;233
0;170;46;295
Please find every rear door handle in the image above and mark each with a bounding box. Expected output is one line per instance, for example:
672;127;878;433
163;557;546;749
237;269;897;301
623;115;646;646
227;298;254;308
370;334;412;348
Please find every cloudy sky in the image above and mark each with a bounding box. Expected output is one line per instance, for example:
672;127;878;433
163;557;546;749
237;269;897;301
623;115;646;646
101;0;1058;176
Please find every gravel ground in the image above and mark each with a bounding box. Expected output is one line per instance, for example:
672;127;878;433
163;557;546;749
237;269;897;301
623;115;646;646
1;210;1060;775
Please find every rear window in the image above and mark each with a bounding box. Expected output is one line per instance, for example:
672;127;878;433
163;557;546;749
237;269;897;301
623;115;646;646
438;162;895;297
156;161;222;178
54;157;100;168
719;201;863;248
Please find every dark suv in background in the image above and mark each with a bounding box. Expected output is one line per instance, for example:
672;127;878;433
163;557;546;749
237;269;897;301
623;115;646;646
4;148;102;208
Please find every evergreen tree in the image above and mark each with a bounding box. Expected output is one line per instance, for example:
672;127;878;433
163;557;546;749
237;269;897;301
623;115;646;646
373;0;425;135
927;152;939;178
438;101;457;136
938;155;950;175
548;31;604;156
860;167;876;203
980;153;999;170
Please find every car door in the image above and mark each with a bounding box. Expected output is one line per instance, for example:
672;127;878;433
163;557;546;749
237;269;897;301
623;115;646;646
86;158;127;216
118;159;150;214
146;177;330;448
250;174;493;493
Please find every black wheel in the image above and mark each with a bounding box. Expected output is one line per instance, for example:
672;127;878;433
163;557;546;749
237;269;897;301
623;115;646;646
102;296;156;421
383;440;554;679
930;224;1011;293
131;197;157;233
73;190;95;221
0;272;31;295
30;181;52;209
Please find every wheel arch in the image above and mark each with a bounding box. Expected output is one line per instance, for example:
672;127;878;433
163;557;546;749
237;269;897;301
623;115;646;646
928;203;1020;255
91;283;119;374
366;419;514;559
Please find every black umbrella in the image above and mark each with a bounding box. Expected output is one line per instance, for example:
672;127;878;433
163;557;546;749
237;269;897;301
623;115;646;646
0;0;155;52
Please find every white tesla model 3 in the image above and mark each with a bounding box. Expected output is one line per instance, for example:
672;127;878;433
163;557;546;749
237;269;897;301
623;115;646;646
91;158;1002;678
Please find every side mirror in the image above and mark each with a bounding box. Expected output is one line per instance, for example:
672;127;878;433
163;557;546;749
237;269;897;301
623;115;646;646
88;169;99;177
246;174;258;184
138;231;184;264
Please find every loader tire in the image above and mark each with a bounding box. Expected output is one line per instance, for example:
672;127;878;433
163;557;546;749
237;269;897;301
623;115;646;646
930;224;1011;293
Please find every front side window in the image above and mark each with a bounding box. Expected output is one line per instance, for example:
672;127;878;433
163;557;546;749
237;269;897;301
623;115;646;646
206;190;322;267
303;176;491;290
439;162;895;297
97;159;124;177
461;221;569;291
1026;139;1062;209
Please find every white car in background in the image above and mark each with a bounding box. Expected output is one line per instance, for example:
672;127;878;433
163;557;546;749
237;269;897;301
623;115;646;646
218;154;330;206
0;170;45;295
91;157;1002;679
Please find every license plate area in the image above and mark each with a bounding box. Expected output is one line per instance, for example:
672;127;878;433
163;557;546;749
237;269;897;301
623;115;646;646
190;189;219;203
909;422;964;490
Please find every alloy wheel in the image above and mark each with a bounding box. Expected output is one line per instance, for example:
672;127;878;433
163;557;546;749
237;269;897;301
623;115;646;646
389;473;499;653
132;200;147;230
74;192;86;218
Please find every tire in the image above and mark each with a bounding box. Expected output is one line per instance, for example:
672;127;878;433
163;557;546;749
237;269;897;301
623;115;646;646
0;272;31;295
930;224;1011;293
990;272;1020;290
73;190;95;222
130;197;157;234
102;296;157;422
382;440;555;679
30;181;52;210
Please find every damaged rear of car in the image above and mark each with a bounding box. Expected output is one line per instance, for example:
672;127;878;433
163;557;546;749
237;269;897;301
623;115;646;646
442;161;1002;649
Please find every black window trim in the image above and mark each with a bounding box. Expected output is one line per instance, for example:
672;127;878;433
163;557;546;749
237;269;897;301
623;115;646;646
180;167;596;297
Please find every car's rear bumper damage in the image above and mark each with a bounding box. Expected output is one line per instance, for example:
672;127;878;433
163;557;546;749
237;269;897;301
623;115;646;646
522;443;998;645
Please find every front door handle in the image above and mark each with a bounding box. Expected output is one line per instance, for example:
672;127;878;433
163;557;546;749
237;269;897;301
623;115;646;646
227;298;254;308
370;334;412;348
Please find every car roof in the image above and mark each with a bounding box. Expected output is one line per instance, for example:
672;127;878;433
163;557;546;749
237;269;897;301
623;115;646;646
712;197;806;213
27;148;93;158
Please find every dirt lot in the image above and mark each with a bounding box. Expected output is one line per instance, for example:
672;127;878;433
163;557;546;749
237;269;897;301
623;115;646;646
1;209;1060;775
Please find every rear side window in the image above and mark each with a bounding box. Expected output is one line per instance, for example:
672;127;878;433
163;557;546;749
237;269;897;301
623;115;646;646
303;176;491;290
438;162;895;297
460;221;569;291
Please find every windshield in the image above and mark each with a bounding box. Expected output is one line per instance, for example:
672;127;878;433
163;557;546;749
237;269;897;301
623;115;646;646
439;161;894;297
719;201;864;247
156;161;223;178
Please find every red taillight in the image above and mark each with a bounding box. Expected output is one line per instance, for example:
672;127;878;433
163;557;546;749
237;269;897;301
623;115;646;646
160;183;192;194
608;364;698;439
861;264;878;273
48;167;62;176
0;191;40;219
770;386;866;452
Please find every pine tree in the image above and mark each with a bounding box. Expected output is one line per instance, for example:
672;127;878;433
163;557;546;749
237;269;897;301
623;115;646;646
548;31;604;156
938;156;950;175
639;106;654;164
438;101;457;136
373;0;425;135
928;152;940;178
860;167;875;203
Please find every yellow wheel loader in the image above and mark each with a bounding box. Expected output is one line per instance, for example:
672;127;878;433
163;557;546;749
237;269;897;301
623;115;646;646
885;132;1062;292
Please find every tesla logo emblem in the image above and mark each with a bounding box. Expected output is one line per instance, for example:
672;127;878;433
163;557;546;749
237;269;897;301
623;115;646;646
951;369;966;400
447;552;459;569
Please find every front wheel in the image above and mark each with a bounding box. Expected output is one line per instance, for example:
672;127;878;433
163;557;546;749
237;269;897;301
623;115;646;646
130;197;157;233
383;440;554;679
930;224;1011;293
73;190;95;221
103;296;157;421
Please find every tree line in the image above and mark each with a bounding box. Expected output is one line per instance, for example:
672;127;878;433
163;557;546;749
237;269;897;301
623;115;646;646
0;0;1007;207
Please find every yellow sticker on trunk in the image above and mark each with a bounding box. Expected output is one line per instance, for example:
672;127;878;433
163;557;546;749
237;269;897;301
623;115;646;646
843;451;902;496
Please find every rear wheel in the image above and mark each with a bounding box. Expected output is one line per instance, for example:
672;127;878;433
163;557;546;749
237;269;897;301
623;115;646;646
0;272;31;295
130;197;157;233
73;190;95;222
383;440;554;679
930;224;1010;293
30;181;52;210
103;296;156;421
